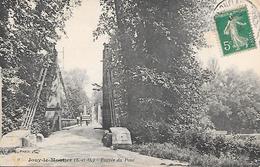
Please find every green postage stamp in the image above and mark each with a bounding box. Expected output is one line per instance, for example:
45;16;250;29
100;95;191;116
214;6;256;56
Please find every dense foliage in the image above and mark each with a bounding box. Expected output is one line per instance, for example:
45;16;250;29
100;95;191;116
97;0;260;141
63;69;90;117
96;0;260;165
96;0;214;139
0;0;81;135
205;59;260;133
130;140;260;167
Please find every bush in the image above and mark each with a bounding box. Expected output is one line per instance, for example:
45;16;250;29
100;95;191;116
0;147;16;155
31;120;52;137
129;143;193;162
127;118;260;164
190;154;257;167
128;143;259;167
127;120;174;144
61;119;77;128
168;129;260;161
129;125;260;164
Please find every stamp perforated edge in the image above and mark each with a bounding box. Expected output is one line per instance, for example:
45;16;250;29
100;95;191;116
213;4;258;57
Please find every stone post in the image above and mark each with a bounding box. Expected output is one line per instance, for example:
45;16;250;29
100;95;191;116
98;103;102;125
91;105;95;123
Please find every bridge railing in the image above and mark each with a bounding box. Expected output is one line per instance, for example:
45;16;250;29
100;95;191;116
61;119;77;128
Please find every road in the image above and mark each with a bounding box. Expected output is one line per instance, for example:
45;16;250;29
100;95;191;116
0;125;188;167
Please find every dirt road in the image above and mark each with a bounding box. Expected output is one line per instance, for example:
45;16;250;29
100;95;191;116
0;125;188;167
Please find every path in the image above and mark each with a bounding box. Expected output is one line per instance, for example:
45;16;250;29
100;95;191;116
0;125;188;167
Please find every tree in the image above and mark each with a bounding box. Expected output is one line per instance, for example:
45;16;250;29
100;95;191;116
0;0;81;135
63;69;90;117
96;0;214;142
205;62;260;133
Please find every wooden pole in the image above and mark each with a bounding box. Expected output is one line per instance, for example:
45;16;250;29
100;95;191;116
0;67;2;139
102;44;112;129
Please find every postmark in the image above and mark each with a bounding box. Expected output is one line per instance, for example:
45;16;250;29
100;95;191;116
214;6;256;55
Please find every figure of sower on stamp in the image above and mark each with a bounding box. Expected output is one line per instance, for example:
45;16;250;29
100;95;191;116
215;7;256;55
224;15;249;50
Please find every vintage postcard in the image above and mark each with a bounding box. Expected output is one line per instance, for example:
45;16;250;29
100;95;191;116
0;0;260;167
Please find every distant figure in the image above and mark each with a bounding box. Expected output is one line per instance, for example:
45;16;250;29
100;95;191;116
224;15;248;50
86;117;88;126
80;113;83;126
86;112;90;126
76;116;80;125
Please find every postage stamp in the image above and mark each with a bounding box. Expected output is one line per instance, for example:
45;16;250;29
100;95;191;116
214;6;256;56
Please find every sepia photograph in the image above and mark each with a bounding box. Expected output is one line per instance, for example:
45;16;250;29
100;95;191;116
0;0;260;166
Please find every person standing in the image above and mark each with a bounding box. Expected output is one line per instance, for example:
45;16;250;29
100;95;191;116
80;113;83;126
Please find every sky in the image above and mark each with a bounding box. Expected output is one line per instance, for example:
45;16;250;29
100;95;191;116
57;0;107;97
57;0;260;98
197;31;260;74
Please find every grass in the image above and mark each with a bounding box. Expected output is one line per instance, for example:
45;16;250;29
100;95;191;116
0;147;16;155
127;143;259;167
